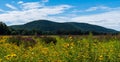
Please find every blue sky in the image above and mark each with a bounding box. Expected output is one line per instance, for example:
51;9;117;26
0;0;120;30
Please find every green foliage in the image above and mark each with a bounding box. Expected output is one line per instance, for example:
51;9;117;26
7;36;36;47
10;20;118;35
7;36;21;46
40;36;57;44
0;35;120;62
0;22;11;35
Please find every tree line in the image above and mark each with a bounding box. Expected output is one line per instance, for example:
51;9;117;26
0;22;118;35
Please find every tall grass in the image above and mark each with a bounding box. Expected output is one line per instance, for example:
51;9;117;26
0;35;120;62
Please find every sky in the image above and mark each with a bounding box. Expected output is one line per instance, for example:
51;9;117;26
0;0;120;31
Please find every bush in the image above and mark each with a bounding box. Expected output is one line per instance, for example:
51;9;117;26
40;36;57;45
7;36;36;47
7;36;21;46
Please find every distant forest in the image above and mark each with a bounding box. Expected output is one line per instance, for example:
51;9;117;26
0;22;118;35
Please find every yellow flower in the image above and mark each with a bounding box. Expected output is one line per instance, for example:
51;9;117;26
11;53;17;57
93;43;96;46
4;53;17;60
69;36;72;39
23;53;28;58
41;48;49;55
82;55;85;58
4;55;11;60
110;49;113;52
53;51;59;56
99;55;103;61
70;42;74;46
63;43;70;48
0;58;2;62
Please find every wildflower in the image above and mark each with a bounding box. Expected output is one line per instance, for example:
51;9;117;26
4;53;17;60
41;48;49;55
70;42;74;46
4;55;11;60
70;46;73;49
53;51;59;56
82;55;85;58
11;53;17;57
99;55;103;61
110;49;113;52
69;36;72;39
0;40;6;43
63;43;70;48
31;52;34;55
93;43;96;46
23;53;28;58
118;54;120;58
0;58;2;62
42;48;48;51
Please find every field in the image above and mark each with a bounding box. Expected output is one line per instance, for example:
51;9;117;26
0;35;120;62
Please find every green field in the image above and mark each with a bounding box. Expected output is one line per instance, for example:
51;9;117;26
0;35;120;62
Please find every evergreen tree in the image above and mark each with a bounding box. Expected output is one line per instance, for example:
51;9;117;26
0;22;11;35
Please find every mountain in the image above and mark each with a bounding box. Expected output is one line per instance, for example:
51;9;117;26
10;20;118;34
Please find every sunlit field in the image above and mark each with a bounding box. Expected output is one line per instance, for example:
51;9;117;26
0;35;120;62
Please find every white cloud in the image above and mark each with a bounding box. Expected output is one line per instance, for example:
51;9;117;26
85;6;111;12
5;4;18;10
73;6;117;13
0;3;72;25
21;2;43;10
38;5;71;14
18;1;24;4
71;10;120;30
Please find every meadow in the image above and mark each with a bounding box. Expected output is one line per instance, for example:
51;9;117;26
0;35;120;62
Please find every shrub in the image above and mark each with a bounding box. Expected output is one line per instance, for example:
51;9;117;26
7;36;36;47
40;36;57;45
7;36;21;46
21;37;37;47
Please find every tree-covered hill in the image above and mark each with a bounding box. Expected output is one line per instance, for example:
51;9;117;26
10;20;118;35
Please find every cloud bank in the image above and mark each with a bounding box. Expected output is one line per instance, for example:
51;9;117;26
71;10;120;30
0;1;72;25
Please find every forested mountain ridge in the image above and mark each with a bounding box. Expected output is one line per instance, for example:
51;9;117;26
9;20;118;35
